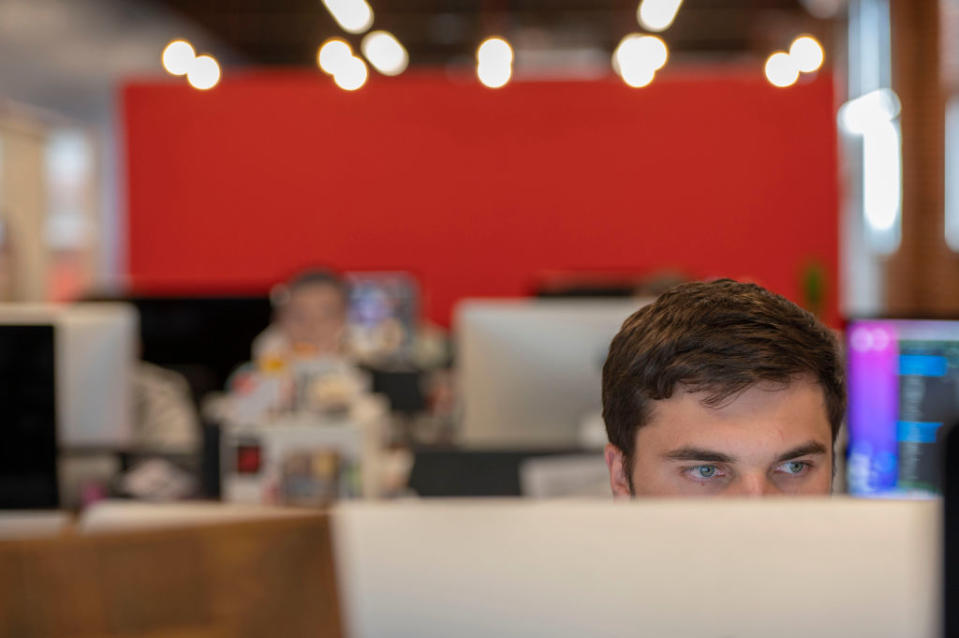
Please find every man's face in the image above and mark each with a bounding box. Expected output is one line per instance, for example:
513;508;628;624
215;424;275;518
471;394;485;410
605;377;833;497
278;283;347;355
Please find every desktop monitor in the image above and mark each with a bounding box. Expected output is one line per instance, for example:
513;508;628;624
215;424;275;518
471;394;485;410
846;318;959;497
0;304;137;508
129;296;272;401
0;324;58;508
333;499;938;638
345;271;419;364
455;299;647;447
0;304;136;447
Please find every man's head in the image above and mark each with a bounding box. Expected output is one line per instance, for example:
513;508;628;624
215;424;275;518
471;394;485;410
602;279;844;497
272;269;350;355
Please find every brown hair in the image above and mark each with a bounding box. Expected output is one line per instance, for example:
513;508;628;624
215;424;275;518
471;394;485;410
602;279;845;470
271;268;350;309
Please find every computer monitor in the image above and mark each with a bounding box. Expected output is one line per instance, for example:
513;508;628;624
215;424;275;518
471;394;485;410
455;299;647;447
0;303;136;449
128;296;272;401
846;318;959;497
0;304;136;508
345;271;419;364
332;498;938;638
0;323;58;508
943;420;959;636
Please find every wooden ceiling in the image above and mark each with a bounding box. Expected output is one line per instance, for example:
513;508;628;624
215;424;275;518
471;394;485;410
150;0;831;68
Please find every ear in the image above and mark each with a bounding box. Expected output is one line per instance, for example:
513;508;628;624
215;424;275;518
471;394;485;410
604;443;633;498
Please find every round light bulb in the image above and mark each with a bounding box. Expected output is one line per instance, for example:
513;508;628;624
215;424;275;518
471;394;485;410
333;56;369;91
322;0;374;34
318;39;353;75
361;31;409;76
637;0;684;32
838;89;901;135
764;51;799;88
621;64;656;88
789;35;825;73
186;55;221;90
162;39;195;76
638;35;668;70
614;34;668;77
477;37;514;67
477;62;511;89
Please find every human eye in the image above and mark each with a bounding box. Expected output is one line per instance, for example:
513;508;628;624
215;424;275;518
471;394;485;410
684;464;726;481
776;460;811;476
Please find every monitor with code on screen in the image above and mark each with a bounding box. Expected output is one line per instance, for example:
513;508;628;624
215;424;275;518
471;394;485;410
846;318;959;497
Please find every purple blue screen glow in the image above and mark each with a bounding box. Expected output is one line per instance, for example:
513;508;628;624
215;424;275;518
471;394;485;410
847;320;959;496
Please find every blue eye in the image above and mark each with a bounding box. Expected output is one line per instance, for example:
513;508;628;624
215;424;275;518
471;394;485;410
779;461;808;475
683;464;729;483
692;465;718;479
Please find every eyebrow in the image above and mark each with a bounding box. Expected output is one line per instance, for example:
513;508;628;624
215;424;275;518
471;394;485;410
773;441;828;463
663;447;736;463
662;440;828;465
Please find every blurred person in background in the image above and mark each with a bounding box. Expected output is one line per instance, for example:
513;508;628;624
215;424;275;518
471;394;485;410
132;360;201;455
254;269;351;361
223;269;369;421
602;279;844;498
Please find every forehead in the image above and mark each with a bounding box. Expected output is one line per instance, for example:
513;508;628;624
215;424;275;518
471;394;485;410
636;378;832;454
288;282;346;305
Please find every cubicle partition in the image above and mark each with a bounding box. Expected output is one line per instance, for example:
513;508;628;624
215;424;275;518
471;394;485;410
0;509;342;637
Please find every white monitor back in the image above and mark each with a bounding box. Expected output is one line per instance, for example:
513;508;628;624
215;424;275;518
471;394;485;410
332;499;940;638
0;303;136;448
455;299;646;447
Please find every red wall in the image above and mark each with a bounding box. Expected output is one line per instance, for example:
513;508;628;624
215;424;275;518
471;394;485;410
123;69;839;325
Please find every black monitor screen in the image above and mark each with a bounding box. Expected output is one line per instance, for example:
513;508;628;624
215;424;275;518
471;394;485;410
130;297;272;402
0;324;58;509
